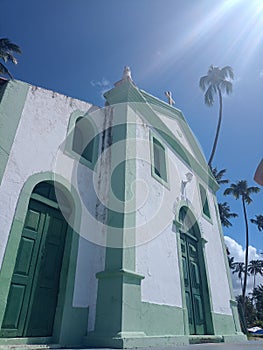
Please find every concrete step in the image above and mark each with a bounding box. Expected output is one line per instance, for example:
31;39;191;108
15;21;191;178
0;344;60;350
189;335;224;344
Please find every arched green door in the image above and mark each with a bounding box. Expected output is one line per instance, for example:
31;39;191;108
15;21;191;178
180;232;206;334
0;183;68;337
179;207;209;335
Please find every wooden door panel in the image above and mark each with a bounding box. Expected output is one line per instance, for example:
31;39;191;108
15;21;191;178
1;196;67;338
25;210;67;337
24;209;41;231
1;284;26;330
180;233;206;335
0;202;45;337
13;236;35;277
190;261;200;289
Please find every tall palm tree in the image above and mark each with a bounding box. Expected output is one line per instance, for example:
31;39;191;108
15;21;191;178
233;262;246;291
248;260;263;290
0;38;21;79
218;202;238;227
224;180;260;307
199;65;234;168
251;215;263;231
211;167;229;185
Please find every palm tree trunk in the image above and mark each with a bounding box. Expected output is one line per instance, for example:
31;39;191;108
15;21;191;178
208;88;223;167
242;196;249;316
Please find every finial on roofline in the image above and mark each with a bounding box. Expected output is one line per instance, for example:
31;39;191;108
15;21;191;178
114;66;135;87
165;91;175;106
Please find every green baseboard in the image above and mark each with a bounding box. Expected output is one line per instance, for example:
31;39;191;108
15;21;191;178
84;332;189;348
0;337;54;346
223;334;248;343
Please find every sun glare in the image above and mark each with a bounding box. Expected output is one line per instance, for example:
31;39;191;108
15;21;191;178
141;0;263;81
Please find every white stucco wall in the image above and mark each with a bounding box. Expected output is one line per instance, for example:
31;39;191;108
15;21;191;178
154;110;196;159
0;84;106;330
135;112;232;315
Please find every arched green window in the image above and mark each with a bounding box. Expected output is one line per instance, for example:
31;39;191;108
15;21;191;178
151;134;168;185
199;184;211;219
72;117;96;164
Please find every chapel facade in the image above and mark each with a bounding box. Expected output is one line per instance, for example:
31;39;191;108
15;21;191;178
0;69;246;348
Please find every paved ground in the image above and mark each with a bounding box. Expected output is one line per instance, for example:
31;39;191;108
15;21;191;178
1;340;263;350
58;340;263;350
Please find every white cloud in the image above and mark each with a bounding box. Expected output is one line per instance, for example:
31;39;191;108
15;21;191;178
259;70;263;78
224;236;263;296
90;78;112;99
90;78;111;88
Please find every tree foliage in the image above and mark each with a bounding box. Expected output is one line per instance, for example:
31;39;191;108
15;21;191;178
251;215;263;232
0;38;21;79
224;180;260;313
199;65;234;167
218;202;238;227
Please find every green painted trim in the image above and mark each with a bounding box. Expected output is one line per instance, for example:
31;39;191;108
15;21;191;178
53;231;89;348
198;182;213;224
0;80;29;185
0;172;87;347
222;334;247;343
211;312;240;335
84;334;189;348
174;202;214;335
93;104;144;342
0;336;54;346
30;193;60;209
63;109;99;171
104;82;219;192
139;91;210;171
140;302;185;336
149;130;170;189
175;230;190;335
96;268;144;280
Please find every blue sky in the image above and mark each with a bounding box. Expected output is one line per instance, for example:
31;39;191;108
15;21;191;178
1;0;262;267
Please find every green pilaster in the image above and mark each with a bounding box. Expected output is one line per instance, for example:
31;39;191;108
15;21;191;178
87;94;145;347
0;80;29;185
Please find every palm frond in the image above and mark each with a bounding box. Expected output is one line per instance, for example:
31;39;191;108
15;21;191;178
199;75;209;91
204;85;214;106
212;167;229;184
0;38;21;54
221;65;234;80
220;80;233;95
250;215;263;231
0;62;12;79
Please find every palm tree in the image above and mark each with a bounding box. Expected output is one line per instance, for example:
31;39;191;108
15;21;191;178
218;202;238;227
199;65;234;168
224;180;260;307
248;260;263;290
233;262;246;291
228;255;235;269
251;215;263;231
211;167;229;185
251;284;263;320
0;38;21;79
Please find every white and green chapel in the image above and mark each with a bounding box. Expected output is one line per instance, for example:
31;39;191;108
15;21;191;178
0;68;246;348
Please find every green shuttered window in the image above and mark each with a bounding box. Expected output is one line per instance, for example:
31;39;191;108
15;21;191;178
199;184;211;219
152;136;168;183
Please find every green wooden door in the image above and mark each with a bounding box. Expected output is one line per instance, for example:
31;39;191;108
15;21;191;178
180;232;206;335
0;198;67;337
